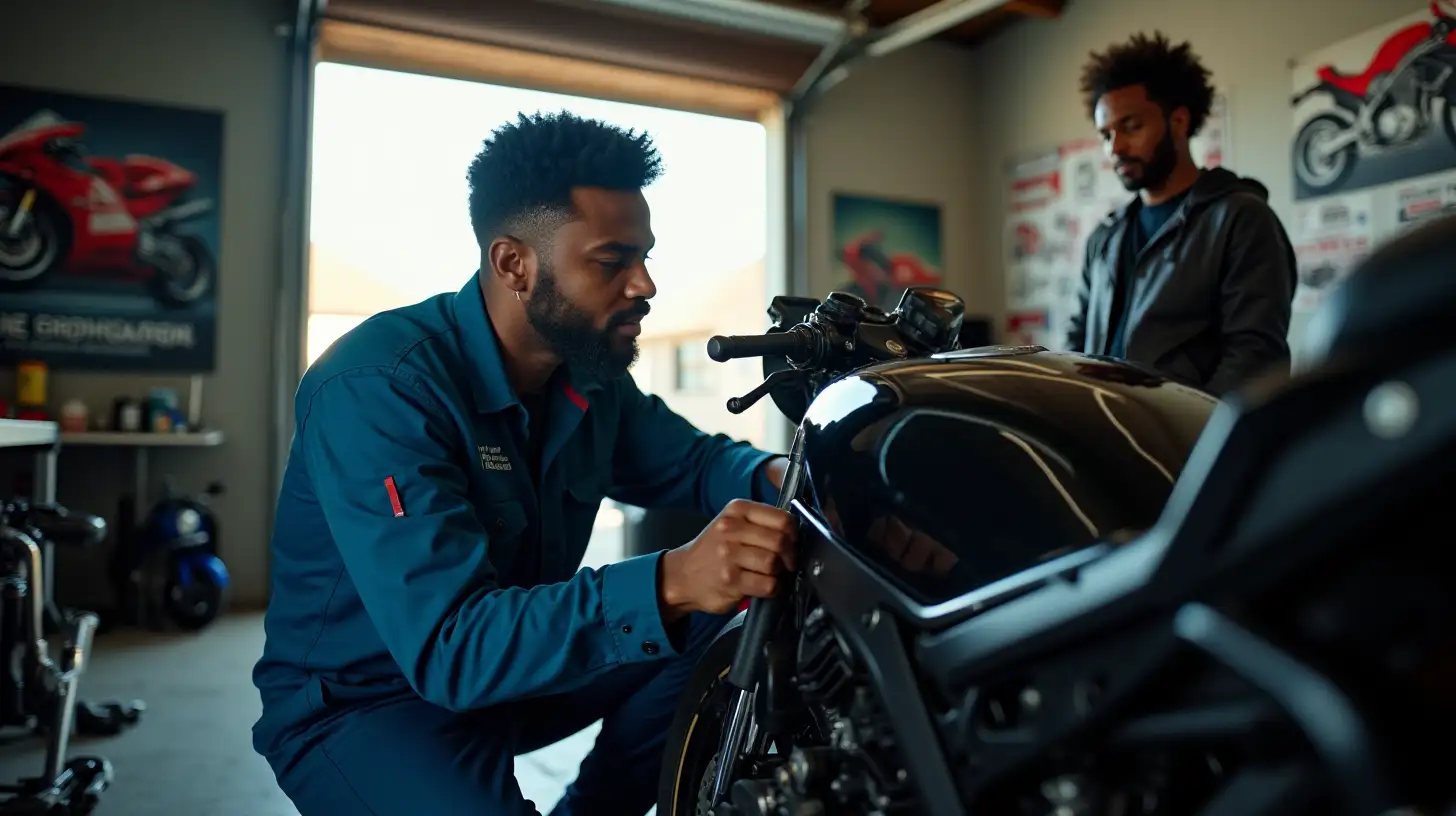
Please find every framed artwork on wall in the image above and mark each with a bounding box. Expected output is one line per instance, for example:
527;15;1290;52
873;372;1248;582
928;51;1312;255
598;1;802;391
0;83;224;373
831;192;943;310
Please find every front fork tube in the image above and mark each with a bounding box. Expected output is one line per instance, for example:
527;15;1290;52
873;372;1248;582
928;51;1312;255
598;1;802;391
708;427;806;805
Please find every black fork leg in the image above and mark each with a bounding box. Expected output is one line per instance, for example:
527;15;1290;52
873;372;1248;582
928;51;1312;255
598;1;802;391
708;430;807;805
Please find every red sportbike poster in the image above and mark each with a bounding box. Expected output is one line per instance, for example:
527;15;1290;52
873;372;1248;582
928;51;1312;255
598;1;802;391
1290;1;1456;201
0;83;222;372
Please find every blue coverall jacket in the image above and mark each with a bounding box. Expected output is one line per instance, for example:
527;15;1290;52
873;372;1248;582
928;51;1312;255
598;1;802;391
252;273;778;808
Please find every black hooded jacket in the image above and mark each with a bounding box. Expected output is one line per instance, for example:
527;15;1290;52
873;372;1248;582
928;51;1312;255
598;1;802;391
1064;168;1298;396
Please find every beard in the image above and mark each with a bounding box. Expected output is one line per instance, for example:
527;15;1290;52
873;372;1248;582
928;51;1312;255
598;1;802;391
525;262;649;382
1115;122;1179;192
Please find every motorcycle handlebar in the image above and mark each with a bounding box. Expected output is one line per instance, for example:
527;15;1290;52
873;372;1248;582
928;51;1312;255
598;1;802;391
706;329;812;363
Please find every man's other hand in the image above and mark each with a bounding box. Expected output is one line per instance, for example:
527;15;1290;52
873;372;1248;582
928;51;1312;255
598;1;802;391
658;499;797;621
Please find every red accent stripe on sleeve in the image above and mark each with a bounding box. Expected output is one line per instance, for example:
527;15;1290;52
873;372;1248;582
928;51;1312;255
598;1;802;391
384;476;404;518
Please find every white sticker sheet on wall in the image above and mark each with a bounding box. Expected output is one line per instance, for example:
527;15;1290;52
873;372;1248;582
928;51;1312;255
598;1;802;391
1290;194;1377;313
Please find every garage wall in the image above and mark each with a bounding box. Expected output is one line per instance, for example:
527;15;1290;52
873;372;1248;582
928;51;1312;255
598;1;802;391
804;41;988;312
0;0;292;607
0;0;984;609
968;0;1410;353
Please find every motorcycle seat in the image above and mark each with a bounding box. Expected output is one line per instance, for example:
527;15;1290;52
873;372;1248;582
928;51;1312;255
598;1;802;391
1314;22;1434;97
1314;67;1367;96
1302;212;1456;364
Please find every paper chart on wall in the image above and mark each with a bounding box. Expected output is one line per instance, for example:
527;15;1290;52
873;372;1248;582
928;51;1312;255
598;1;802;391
1002;150;1064;349
1192;94;1230;170
1290;193;1376;313
1393;169;1456;232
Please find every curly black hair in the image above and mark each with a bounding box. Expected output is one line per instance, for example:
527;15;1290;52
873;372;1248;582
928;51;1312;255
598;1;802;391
1079;32;1215;137
466;110;664;244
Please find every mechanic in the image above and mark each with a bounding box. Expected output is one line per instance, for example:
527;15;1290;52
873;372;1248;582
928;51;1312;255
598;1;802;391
1066;32;1297;396
251;111;795;816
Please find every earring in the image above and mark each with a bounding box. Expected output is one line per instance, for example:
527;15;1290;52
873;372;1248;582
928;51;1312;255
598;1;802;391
515;290;522;302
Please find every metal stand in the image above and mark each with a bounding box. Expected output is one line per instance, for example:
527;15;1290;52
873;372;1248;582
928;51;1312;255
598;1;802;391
0;422;66;634
0;421;116;813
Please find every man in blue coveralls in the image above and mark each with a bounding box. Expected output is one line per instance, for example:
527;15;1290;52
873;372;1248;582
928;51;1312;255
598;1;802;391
252;111;796;815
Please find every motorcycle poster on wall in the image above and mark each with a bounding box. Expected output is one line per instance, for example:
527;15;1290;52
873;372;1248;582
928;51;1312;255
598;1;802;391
1291;2;1456;202
1288;2;1456;311
0;83;222;372
831;192;944;311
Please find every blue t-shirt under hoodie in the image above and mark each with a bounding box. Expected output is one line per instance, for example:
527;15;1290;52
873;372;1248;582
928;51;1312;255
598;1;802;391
1107;188;1190;359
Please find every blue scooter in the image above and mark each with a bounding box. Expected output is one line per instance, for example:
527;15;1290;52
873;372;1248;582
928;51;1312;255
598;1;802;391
114;478;230;631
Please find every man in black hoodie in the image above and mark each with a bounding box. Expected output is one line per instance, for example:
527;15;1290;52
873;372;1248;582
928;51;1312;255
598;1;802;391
1066;33;1297;396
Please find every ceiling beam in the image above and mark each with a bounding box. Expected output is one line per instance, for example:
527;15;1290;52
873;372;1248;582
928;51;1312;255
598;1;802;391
1001;0;1062;18
862;0;1010;57
584;0;848;46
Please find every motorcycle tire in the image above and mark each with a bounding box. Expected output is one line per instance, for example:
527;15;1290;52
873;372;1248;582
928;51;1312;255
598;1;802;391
1292;113;1358;196
657;614;745;816
148;234;215;308
0;184;67;289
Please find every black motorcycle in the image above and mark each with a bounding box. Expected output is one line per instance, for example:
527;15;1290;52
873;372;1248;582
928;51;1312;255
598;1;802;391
657;213;1456;816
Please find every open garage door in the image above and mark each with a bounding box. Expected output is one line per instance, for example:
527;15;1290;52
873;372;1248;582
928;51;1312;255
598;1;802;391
275;0;1069;494
315;0;833;118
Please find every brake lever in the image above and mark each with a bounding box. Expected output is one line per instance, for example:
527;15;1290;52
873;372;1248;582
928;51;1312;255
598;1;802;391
727;369;805;415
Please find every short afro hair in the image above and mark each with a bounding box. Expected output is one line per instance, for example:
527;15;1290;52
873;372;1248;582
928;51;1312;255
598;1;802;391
467;110;664;244
1079;32;1215;137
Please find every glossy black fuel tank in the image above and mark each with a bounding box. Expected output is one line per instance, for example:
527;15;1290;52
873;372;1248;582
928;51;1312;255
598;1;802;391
798;345;1218;606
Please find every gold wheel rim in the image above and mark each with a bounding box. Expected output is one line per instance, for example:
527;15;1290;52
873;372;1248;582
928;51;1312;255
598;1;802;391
669;664;733;816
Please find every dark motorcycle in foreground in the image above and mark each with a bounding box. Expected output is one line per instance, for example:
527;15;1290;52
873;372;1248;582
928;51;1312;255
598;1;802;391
658;213;1456;816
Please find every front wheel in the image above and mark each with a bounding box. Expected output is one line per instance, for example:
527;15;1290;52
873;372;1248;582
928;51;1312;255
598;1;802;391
658;616;743;816
1293;113;1358;195
0;186;67;288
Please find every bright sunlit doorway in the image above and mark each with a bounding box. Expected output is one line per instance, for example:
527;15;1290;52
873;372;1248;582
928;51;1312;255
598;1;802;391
304;56;780;814
306;61;779;546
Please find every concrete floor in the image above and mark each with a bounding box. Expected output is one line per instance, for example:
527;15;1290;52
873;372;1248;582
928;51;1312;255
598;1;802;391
0;613;611;815
0;515;650;815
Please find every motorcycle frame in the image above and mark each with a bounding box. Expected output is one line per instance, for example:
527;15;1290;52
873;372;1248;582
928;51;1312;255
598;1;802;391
696;328;1456;814
705;409;1119;813
1291;24;1456;151
913;347;1456;815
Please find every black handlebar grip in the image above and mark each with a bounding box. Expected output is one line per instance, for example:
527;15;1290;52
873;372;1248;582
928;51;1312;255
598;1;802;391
706;330;805;363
